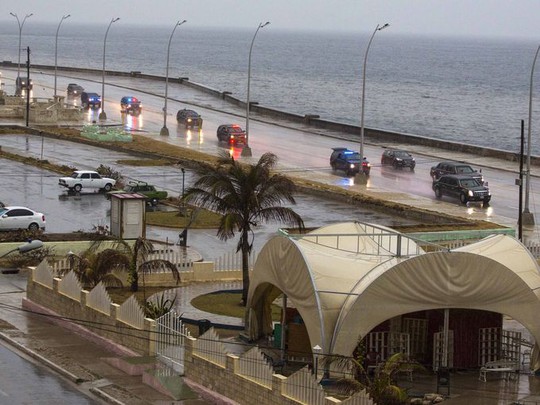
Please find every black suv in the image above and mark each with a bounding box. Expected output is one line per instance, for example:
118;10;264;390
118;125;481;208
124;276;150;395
177;109;202;128
81;92;102;109
433;174;491;204
120;96;142;115
330;147;371;176
381;149;416;170
67;83;84;96
430;161;483;183
217;124;246;145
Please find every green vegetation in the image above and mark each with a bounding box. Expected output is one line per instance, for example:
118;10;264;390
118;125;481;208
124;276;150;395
145;208;222;229
184;152;305;305
191;291;282;320
116;159;172;166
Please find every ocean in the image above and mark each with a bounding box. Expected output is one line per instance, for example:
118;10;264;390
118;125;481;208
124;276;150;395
0;22;539;155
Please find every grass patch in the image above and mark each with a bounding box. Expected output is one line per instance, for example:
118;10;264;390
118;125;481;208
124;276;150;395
116;159;172;166
146;208;222;229
191;291;282;320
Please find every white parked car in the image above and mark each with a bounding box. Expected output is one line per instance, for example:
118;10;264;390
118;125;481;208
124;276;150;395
0;206;46;231
59;170;116;192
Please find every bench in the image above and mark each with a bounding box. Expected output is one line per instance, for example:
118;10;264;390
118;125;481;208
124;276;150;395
479;359;519;382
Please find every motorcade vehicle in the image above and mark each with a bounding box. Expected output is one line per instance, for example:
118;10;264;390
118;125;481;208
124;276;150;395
120;96;142;115
80;92;102;109
217;124;247;145
67;83;84;96
177;109;202;128
0;206;45;231
381;149;416;170
15;76;33;92
58;170;115;192
432;174;491;204
119;181;168;205
330;147;371;176
430;161;483;183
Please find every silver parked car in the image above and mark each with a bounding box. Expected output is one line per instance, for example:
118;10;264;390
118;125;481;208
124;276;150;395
0;206;46;231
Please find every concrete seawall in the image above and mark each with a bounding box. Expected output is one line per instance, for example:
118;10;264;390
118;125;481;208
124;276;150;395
2;61;534;165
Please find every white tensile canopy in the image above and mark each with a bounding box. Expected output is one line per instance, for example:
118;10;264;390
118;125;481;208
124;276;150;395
246;222;540;371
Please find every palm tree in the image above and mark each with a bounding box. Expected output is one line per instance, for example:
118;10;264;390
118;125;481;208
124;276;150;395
91;237;181;292
107;237;180;292
59;249;128;289
183;151;304;304
323;351;424;404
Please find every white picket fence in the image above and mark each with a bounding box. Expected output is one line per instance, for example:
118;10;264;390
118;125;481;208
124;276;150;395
147;249;194;271
193;327;229;367
213;250;256;272
237;347;274;389
116;295;145;329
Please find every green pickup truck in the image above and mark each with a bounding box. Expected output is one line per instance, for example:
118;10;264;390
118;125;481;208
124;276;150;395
123;181;168;205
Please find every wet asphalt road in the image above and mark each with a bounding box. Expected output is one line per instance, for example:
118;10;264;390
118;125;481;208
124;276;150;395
0;133;415;260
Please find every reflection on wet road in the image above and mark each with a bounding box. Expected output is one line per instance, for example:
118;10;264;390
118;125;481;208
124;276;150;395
0;134;419;259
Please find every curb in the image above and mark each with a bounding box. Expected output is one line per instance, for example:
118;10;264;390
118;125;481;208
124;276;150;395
89;387;126;405
0;330;126;405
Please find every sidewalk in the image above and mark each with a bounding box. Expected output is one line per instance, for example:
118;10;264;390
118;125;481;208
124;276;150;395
0;268;221;404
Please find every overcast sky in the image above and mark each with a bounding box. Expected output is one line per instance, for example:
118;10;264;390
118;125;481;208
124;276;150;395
3;0;540;39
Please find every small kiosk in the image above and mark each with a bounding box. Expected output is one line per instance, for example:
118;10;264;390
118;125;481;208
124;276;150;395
109;193;146;239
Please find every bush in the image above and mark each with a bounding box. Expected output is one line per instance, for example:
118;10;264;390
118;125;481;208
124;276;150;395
96;164;124;188
6;246;55;268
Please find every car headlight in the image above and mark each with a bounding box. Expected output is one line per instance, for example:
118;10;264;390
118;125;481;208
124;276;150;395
468;190;474;197
350;164;355;169
187;118;192;122
396;158;402;162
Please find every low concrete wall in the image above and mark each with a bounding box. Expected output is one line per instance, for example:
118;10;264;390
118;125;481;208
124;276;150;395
25;267;156;355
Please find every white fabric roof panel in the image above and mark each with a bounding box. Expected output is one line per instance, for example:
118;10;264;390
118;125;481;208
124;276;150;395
247;224;540;371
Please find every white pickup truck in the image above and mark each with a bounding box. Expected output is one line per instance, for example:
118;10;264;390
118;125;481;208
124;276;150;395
59;170;116;192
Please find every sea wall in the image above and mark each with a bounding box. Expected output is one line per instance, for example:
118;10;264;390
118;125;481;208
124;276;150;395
1;61;534;165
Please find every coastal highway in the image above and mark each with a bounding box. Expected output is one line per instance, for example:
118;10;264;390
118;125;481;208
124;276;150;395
0;68;534;237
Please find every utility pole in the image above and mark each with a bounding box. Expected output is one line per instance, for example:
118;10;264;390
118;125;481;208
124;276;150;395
519;120;525;241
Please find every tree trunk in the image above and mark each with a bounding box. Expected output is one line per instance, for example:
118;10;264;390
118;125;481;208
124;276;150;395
241;232;250;306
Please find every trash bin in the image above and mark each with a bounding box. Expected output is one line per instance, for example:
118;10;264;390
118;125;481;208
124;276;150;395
273;323;282;348
198;319;211;335
178;229;188;247
436;367;450;396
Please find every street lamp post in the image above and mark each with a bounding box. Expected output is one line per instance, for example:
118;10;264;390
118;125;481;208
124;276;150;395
241;21;270;158
9;12;33;79
160;20;187;136
357;23;389;183
98;17;120;121
54;14;71;97
523;43;540;226
181;167;186;198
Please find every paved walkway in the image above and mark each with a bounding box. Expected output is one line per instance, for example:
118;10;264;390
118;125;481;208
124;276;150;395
0;268;221;404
